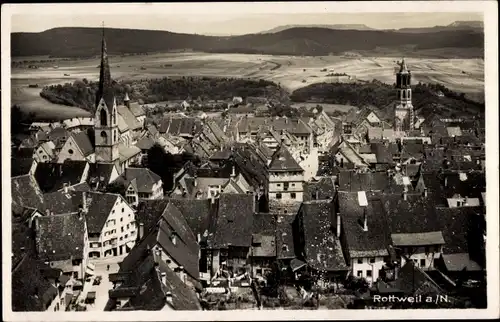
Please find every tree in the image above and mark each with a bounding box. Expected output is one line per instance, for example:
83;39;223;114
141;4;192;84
106;180;127;196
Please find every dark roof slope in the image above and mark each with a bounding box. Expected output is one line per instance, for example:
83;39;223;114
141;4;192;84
71;132;94;157
12;256;58;311
34;160;88;193
11;157;34;177
118;167;162;193
269;145;303;172
299;201;348;271
11;174;45;210
212;194;254;248
136;199;170;235
167;198;212;237
87;163;116;191
303;176;336;201
276;215;295;259
86;192;119;234
338;192;390;258
36;213;86;261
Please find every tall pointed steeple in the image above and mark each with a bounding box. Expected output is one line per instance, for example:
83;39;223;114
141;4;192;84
399;58;409;74
95;23;114;110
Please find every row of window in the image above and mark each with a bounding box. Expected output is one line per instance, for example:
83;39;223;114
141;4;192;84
357;257;377;264
274;192;297;199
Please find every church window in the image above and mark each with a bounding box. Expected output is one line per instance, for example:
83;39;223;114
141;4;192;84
112;108;117;124
100;131;108;144
100;109;108;126
408;90;411;100
402;90;406;99
68;149;74;155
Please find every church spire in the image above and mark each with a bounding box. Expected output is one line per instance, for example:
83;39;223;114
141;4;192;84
95;22;114;110
399;58;409;74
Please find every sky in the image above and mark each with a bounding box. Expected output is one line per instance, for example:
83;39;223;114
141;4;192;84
9;3;483;35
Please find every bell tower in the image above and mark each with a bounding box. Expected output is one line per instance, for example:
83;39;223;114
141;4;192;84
394;58;414;132
94;24;120;166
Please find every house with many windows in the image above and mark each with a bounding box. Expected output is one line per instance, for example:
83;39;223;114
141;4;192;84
114;167;163;207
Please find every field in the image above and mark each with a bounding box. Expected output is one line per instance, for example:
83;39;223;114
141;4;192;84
11;52;484;120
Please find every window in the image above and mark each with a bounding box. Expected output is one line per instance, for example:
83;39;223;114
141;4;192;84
276;193;282;200
68;149;74;155
125;234;128;238
366;270;372;277
112;210;115;214
131;230;135;235
277;183;281;187
100;131;108;144
100;108;108;126
256;269;262;275
121;227;124;232
425;246;430;253
370;258;375;264
283;182;289;191
291;183;295;187
126;224;129;229
122;208;124;212
420;259;426;267
291;193;296;199
120;237;123;241
120;218;123;222
357;258;363;264
357;270;362;277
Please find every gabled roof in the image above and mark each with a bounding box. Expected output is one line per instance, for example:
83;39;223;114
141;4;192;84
86;192;120;234
34;160;88;193
269;144;303;172
108;247;200;311
338;192;390;258
212;194;254;248
298;201;348;271
71;132;94;157
36;213;86;261
135;137;155;151
117;105;142;131
119;167;162;193
167;198;212;238
135;199;170;235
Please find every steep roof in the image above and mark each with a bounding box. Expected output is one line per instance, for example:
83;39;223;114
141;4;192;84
36;213;86;261
135;137;156;151
119;167;162;193
86;192;120;234
212;194;254;248
11;174;45;210
269;144;303;172
167;198;212;238
135;199;170;235
42;189;84;215
34;160;88;193
71;132;94;157
95;32;115;110
338;192;390;258
108;247;200;311
129;102;146;117
299;201;348;271
117;105;142;131
11;157;35;177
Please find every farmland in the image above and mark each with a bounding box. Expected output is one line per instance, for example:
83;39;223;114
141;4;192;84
11;52;484;120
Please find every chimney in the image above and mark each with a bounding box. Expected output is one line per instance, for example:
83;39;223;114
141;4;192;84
464;196;469;206
45;209;50;216
197;233;201;243
315;190;319;200
336;213;341;237
63;183;68;193
82;191;88;212
165;291;173;305
124;92;130;108
193;175;198;187
171;233;177;246
138;222;144;241
362;209;368;232
403;190;408;201
231;166;236;177
155;248;162;260
211;195;215;205
177;266;186;283
161;272;167;285
444;176;448;187
423;188;428;198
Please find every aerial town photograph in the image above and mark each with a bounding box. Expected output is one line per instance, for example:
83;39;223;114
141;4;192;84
4;2;496;318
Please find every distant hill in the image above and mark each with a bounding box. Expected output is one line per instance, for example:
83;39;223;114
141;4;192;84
392;20;484;33
259;24;374;33
11;26;484;58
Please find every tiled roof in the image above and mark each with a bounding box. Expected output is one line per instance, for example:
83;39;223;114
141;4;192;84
11;174;45;210
167;198;212;238
119;167;162;193
276;215;295;259
34;160;88;193
303;177;336;201
269;144;303;172
298;201;348;271
338;171;397;193
117;105;142;131
42;189;84;215
12;221;37;268
392;261;443;296
391;232;445;247
147;124;159;137
36;213;86;261
135;137;155;150
117;113;129;133
442;253;482;272
12;255;58;311
135;199;170;235
128;102;146;117
337;192;390;258
212;194;254;248
436;206;485;255
85;192;120;234
109;247;200;311
71;132;94;157
252;213;277;257
118;144;141;162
